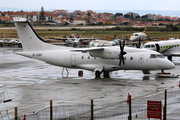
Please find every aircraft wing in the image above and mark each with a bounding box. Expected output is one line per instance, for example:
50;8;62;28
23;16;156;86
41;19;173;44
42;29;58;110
54;38;71;40
70;47;104;53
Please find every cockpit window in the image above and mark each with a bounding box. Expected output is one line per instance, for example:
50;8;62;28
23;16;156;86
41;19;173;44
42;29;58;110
150;54;156;58
151;45;155;48
156;54;165;58
144;45;151;48
74;39;80;41
135;34;138;36
144;44;155;48
150;54;165;59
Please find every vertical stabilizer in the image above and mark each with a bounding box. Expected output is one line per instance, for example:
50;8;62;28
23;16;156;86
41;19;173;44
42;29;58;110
13;17;57;51
2;35;5;42
143;24;147;33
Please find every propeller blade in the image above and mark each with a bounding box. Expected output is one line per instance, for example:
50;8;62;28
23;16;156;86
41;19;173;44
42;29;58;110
119;57;121;65
122;56;125;65
118;38;126;66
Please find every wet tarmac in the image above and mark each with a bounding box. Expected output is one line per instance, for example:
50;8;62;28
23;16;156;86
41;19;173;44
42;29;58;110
0;47;180;119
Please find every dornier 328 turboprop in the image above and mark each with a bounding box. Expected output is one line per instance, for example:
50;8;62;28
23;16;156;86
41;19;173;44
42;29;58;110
13;17;175;78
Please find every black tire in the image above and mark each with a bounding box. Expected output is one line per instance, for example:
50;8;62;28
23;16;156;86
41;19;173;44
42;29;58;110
103;71;110;78
95;71;101;78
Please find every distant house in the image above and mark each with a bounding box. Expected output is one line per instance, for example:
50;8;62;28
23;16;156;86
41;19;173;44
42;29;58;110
71;20;87;25
0;16;12;22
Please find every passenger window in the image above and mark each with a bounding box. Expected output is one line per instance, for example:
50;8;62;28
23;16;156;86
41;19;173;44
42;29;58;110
88;56;90;59
150;54;156;58
130;57;133;60
82;56;84;59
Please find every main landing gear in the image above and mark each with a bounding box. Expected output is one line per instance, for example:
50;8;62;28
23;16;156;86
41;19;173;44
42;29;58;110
95;71;101;78
95;70;110;78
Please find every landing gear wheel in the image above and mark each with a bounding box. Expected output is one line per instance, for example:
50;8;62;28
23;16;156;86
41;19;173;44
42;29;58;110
95;71;101;78
103;71;110;78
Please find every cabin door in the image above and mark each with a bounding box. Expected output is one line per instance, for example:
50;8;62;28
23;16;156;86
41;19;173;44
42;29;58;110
138;55;144;63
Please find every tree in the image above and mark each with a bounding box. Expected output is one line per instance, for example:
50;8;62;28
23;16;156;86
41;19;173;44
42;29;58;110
114;13;123;21
114;13;123;17
40;6;45;22
124;14;130;19
130;13;134;19
141;15;148;19
87;12;91;23
135;15;140;20
164;18;170;21
157;18;164;21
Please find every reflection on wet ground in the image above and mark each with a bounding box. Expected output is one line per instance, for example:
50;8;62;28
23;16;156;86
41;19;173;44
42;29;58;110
0;47;180;119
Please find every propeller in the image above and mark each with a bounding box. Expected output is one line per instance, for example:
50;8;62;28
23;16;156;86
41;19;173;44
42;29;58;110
119;36;127;65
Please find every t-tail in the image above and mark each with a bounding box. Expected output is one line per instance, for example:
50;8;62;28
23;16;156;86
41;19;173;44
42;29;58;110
13;17;60;51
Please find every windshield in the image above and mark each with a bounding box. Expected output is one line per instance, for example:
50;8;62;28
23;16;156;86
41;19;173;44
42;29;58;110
156;54;165;58
150;54;156;58
144;44;155;48
144;45;151;48
150;54;165;59
74;39;80;42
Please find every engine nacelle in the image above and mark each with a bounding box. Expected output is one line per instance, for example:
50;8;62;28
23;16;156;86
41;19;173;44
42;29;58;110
89;47;119;59
89;42;103;47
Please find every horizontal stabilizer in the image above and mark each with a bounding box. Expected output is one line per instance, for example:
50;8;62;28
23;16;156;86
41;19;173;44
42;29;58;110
13;17;27;23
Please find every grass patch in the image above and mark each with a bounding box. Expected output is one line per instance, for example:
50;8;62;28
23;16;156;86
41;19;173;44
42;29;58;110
0;26;180;40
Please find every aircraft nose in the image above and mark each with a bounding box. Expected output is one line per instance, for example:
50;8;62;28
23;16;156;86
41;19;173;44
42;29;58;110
165;60;175;69
158;59;175;70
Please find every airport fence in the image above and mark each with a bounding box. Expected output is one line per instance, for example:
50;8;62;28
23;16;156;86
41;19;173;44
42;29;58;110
5;88;180;120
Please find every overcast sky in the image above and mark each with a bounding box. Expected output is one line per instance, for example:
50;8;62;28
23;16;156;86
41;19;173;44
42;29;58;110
1;0;180;11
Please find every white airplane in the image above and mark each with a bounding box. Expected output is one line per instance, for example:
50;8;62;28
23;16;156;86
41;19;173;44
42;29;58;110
9;39;21;44
51;34;95;47
130;25;147;41
142;39;180;61
89;34;122;47
89;39;123;47
129;25;167;42
13;17;175;78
